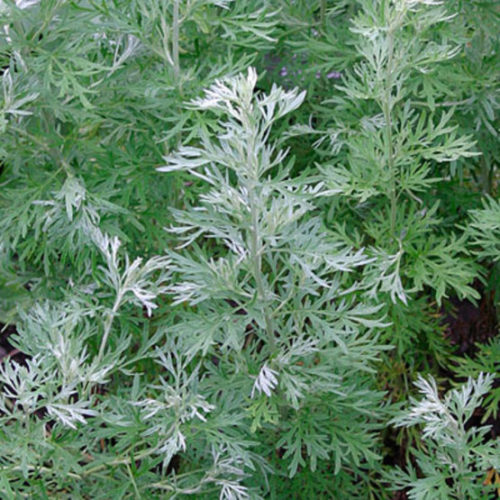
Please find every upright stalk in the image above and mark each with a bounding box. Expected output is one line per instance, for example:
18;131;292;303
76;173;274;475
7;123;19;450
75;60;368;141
172;0;180;81
320;0;327;30
98;293;122;362
248;191;276;351
246;131;277;352
382;26;397;235
172;0;183;147
479;155;492;195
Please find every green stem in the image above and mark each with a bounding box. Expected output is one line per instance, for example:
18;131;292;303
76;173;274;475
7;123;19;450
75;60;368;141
82;443;156;476
97;293;122;362
245;127;276;352
382;27;397;235
479;155;491;195
172;0;180;81
248;185;276;351
320;0;326;29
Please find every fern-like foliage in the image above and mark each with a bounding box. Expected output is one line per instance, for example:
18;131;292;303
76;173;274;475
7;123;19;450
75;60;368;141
155;68;387;493
388;373;499;499
318;0;480;306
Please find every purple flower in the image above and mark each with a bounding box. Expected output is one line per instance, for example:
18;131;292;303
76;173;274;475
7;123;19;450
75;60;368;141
326;71;342;79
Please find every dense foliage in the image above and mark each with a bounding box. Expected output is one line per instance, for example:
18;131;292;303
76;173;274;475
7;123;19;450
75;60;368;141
0;0;498;498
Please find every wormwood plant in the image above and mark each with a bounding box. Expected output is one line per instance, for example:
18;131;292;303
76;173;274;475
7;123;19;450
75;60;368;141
156;68;387;496
388;373;500;499
442;0;500;197
0;66;388;498
0;0;277;323
0;233;172;497
0;0;498;498
321;0;481;299
297;0;485;393
271;6;499;495
453;337;500;423
452;197;500;424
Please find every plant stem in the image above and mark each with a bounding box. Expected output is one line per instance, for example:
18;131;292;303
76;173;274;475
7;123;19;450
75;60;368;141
82;442;156;476
382;27;397;235
172;0;180;81
248;185;277;351
245;126;277;351
97;293;122;362
320;0;326;30
480;155;491;194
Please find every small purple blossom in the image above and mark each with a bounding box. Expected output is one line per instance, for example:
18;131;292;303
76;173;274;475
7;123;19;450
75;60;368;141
327;71;342;79
280;66;288;77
